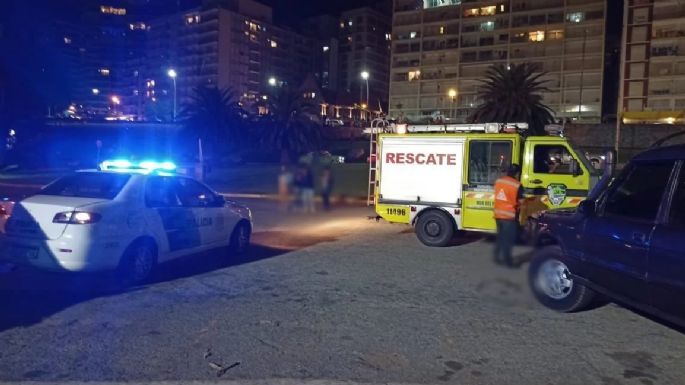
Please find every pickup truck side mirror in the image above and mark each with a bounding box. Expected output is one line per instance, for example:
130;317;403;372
577;199;596;216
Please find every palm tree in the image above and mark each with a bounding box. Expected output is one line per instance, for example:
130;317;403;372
259;86;322;164
469;63;555;134
181;85;244;161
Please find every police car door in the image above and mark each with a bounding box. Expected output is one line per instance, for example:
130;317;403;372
175;177;224;247
144;175;199;261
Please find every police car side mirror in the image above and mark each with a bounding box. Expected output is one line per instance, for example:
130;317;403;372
577;199;596;216
213;194;226;207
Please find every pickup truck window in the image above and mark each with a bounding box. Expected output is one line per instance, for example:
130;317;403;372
669;169;685;228
604;161;674;222
468;140;512;185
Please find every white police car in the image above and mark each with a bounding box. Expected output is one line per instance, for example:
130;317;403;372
0;160;252;284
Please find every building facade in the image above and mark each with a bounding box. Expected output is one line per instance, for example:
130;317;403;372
140;0;314;119
389;0;606;123
620;0;685;124
339;7;393;111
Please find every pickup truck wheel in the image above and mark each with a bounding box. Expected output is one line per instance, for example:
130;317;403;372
415;210;454;247
528;245;595;312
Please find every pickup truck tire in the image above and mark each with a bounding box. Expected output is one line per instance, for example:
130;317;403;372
528;245;595;312
415;210;454;247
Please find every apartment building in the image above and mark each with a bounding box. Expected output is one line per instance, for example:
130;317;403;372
140;0;314;117
389;0;606;123
339;7;393;110
620;0;685;124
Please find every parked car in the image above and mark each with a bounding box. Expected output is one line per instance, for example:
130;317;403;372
0;160;252;285
528;144;685;327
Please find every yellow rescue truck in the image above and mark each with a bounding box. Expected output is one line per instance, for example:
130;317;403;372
367;121;604;246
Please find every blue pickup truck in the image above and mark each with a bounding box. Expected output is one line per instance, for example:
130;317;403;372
529;144;685;327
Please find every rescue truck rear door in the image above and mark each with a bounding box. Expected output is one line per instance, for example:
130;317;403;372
378;136;465;205
461;139;514;231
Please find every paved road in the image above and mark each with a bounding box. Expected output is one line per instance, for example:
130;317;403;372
1;200;685;385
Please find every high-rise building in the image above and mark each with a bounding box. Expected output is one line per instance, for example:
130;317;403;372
140;0;314;118
302;15;341;92
339;7;392;110
389;0;606;123
620;0;685;124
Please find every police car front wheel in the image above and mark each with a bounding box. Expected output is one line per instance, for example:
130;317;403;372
229;221;251;255
415;210;454;247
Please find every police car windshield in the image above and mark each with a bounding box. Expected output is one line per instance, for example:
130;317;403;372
40;173;131;200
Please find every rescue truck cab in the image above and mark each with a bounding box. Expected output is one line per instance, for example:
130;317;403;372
367;121;604;246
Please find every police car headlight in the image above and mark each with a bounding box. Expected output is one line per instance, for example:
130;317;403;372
53;211;102;224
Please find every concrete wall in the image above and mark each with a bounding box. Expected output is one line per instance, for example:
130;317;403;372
564;124;685;162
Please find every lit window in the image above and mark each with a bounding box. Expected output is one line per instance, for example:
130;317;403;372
323;46;329;52
348;36;352;42
340;22;345;28
63;36;72;44
500;4;505;12
249;22;258;32
100;5;126;15
129;22;147;31
439;26;445;34
528;30;545;42
567;12;584;23
312;92;316;98
270;40;278;48
548;30;564;40
99;68;110;76
408;70;421;81
348;20;353;26
410;31;417;39
186;15;200;25
385;33;392;41
480;6;496;16
464;8;479;17
480;21;495;31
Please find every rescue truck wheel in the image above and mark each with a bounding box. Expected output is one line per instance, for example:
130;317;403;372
415;210;454;247
528;245;595;312
117;240;157;286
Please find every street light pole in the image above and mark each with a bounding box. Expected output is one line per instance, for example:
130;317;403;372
361;71;370;106
167;69;177;122
448;89;457;121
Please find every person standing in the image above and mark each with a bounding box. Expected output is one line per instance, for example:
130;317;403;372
278;165;293;211
300;164;315;213
493;164;523;267
320;166;334;211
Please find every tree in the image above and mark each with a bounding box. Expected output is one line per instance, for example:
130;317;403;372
259;86;322;164
469;63;555;135
181;86;244;160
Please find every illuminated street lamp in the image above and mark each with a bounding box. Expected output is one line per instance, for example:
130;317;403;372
167;68;177;121
111;95;120;105
92;88;100;95
268;77;277;87
448;88;458;120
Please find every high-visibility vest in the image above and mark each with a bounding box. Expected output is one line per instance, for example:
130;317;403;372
493;176;521;220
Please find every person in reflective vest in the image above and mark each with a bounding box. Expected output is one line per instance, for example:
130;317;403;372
493;164;523;267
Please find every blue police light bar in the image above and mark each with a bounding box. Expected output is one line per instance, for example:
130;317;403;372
100;159;177;173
